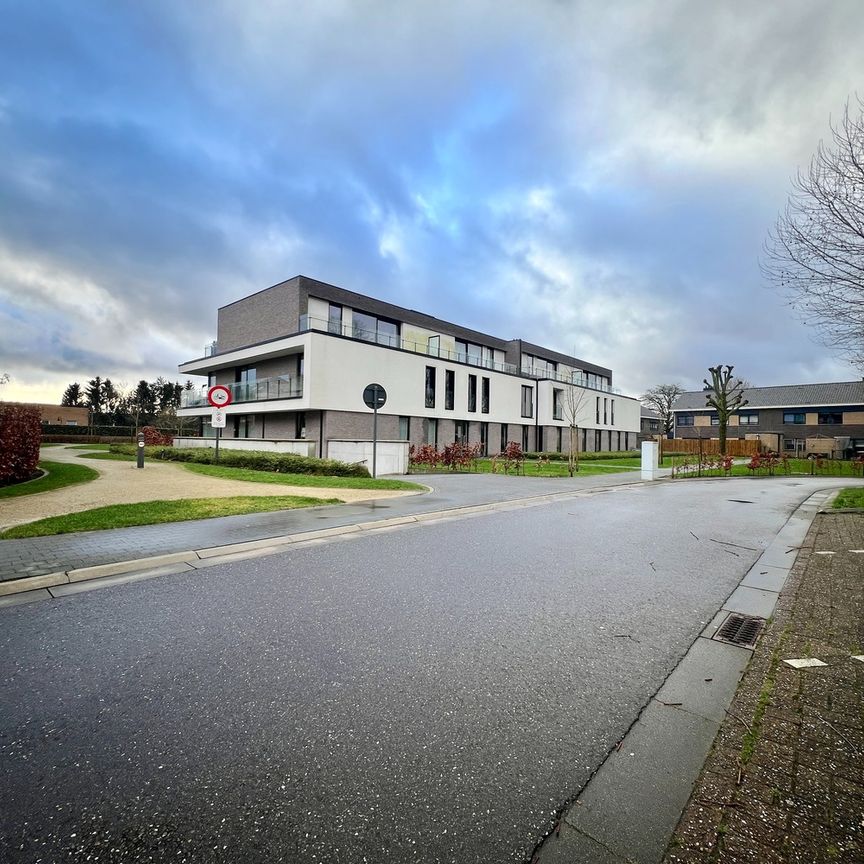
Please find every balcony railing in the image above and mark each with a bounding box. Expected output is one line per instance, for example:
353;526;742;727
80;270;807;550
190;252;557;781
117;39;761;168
298;314;522;374
521;365;621;393
204;341;218;357
181;375;303;408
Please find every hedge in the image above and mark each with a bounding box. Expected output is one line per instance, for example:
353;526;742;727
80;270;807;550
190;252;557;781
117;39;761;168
109;445;371;477
0;403;42;484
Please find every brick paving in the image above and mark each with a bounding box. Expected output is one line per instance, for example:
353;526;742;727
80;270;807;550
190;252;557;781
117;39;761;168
664;512;864;863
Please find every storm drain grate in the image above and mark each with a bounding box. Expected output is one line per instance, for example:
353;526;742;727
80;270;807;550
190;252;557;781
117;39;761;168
712;613;765;648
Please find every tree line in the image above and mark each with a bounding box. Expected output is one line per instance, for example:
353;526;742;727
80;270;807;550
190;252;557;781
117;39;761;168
60;376;195;427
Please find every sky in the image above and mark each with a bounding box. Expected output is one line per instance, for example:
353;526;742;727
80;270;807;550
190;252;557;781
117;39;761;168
2;0;863;404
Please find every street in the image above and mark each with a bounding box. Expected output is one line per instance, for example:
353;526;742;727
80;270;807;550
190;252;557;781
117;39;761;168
0;478;843;863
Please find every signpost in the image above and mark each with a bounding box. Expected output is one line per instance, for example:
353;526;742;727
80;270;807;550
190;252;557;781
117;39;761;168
207;385;233;461
136;431;145;469
362;383;387;478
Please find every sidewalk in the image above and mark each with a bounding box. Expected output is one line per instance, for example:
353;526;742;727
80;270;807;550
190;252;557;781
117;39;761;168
664;510;864;863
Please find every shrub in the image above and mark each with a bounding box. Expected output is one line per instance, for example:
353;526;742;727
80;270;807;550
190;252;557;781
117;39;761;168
109;445;370;477
409;445;441;470
0;403;42;484
140;426;173;446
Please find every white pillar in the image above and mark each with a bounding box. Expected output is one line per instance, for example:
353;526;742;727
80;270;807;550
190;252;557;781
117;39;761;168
641;441;660;480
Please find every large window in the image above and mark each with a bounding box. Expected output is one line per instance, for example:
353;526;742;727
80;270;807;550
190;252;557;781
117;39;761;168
596;397;600;424
481;377;490;414
398;416;410;440
295;412;306;439
480;422;488;455
739;412;759;425
422;417;438;445
500;423;508;452
522;426;530;451
456;339;490;368
783;412;806;424
521;385;533;418
818;412;843;424
425;367;436;408
352;310;399;347
445;370;455;410
455;420;468;443
603;398;608;425
235;366;257;401
328;303;342;334
553;389;563;420
677;414;694;426
468;375;477;412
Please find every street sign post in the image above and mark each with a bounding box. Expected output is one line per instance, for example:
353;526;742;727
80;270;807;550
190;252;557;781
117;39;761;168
136;431;145;469
207;385;233;462
362;383;387;478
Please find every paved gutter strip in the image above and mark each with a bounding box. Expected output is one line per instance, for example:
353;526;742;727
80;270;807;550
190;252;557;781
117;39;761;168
0;482;648;600
533;489;833;864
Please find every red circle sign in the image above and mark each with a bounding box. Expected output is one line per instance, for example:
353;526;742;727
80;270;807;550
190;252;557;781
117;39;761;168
207;385;233;408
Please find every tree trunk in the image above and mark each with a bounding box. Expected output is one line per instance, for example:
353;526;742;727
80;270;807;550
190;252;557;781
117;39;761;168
568;424;576;476
718;418;727;456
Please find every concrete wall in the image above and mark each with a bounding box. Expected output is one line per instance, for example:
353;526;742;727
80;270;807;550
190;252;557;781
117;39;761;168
327;440;409;475
173;437;316;456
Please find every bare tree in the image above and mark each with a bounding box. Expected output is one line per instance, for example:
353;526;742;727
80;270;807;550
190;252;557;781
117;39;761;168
562;381;590;476
639;383;684;437
704;365;747;455
762;98;864;366
0;372;9;387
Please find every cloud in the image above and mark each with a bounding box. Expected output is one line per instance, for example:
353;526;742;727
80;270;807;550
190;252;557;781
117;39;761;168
0;0;861;405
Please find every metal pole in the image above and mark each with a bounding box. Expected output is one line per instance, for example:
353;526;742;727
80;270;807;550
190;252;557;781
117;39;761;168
372;404;378;478
215;426;220;462
136;431;145;469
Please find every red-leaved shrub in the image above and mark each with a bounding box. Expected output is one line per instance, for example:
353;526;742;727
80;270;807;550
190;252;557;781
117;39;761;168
0;403;42;484
140;426;174;446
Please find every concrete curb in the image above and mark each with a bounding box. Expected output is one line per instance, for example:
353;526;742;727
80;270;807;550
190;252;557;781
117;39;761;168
0;481;651;605
532;487;836;864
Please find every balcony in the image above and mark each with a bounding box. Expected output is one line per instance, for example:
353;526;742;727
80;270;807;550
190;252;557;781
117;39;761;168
521;365;622;394
181;375;302;408
297;314;520;374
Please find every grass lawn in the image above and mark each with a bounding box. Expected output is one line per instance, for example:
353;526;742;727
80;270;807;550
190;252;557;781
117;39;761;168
0;495;340;539
833;488;864;508
0;460;99;499
182;462;425;491
411;458;639;477
672;458;864;479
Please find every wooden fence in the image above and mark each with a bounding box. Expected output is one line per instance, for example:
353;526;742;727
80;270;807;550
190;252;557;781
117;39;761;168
661;437;761;457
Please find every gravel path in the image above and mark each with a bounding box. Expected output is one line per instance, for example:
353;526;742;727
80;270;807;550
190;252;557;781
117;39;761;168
0;446;415;531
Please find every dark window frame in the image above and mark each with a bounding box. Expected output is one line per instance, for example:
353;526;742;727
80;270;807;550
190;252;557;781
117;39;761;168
445;370;455;411
521;385;533;418
481;377;490;414
468;374;477;412
425;367;436;409
818;411;843;425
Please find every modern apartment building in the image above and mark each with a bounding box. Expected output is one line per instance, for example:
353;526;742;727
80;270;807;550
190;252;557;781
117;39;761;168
671;381;864;455
177;276;641;457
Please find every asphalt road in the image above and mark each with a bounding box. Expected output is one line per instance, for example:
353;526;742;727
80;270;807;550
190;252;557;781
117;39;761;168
0;478;839;863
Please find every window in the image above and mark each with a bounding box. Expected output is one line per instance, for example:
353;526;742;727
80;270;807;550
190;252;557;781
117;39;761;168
445;370;455;410
710;414;719;426
611;399;615;425
677;414;694;426
581;427;587;453
553;389;563;421
556;427;562;451
522;426;530;451
783;412;806;424
234;414;255;439
603;398;608;425
522;353;557;377
468;375;477;412
328;303;342;334
595;429;602;451
425;367;436;408
295;412;306;439
398;416;410;440
521;385;533;418
352;310;399;347
596;397;600;424
455;420;468;443
455;339;486;367
422;417;438;445
235;366;257;401
649;420;659;432
818;412;843;425
500;423;508;452
739;412;759;425
481;377;489;414
480;422;488;455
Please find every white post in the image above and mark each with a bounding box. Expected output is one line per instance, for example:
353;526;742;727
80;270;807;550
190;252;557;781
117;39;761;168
641;441;660;480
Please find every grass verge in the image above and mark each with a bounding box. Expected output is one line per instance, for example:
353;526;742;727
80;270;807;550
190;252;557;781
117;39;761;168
182;462;424;491
833;487;864;508
412;459;639;477
0;495;339;538
0;461;99;499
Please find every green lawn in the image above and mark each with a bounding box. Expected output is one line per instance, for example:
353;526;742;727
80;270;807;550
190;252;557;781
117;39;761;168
0;460;99;499
0;495;340;538
833;488;864;508
182;462;425;491
410;458;639;477
672;457;864;479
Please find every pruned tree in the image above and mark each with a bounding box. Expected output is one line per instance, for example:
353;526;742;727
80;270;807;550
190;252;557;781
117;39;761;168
639;383;684;437
562;379;590;476
762;98;864;367
704;365;747;455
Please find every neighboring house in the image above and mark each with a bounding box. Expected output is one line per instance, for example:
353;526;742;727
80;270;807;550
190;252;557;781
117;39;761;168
640;407;661;438
671;381;864;456
7;403;91;426
177;275;641;456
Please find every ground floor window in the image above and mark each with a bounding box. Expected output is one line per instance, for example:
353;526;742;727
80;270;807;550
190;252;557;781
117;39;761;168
500;423;508;452
536;426;544;452
595;429;602;452
479;422;488;455
455;420;468;444
399;416;410;440
423;417;438;446
234;415;256;438
581;427;587;453
295;412;306;439
556;427;562;452
522;425;530;451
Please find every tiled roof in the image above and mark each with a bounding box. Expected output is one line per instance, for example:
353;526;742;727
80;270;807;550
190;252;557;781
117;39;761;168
673;381;864;411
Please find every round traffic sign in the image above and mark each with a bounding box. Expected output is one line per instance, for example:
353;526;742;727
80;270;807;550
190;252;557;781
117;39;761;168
363;383;387;410
207;384;233;408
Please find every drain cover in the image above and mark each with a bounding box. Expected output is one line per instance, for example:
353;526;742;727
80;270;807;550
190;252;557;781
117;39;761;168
712;613;765;648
